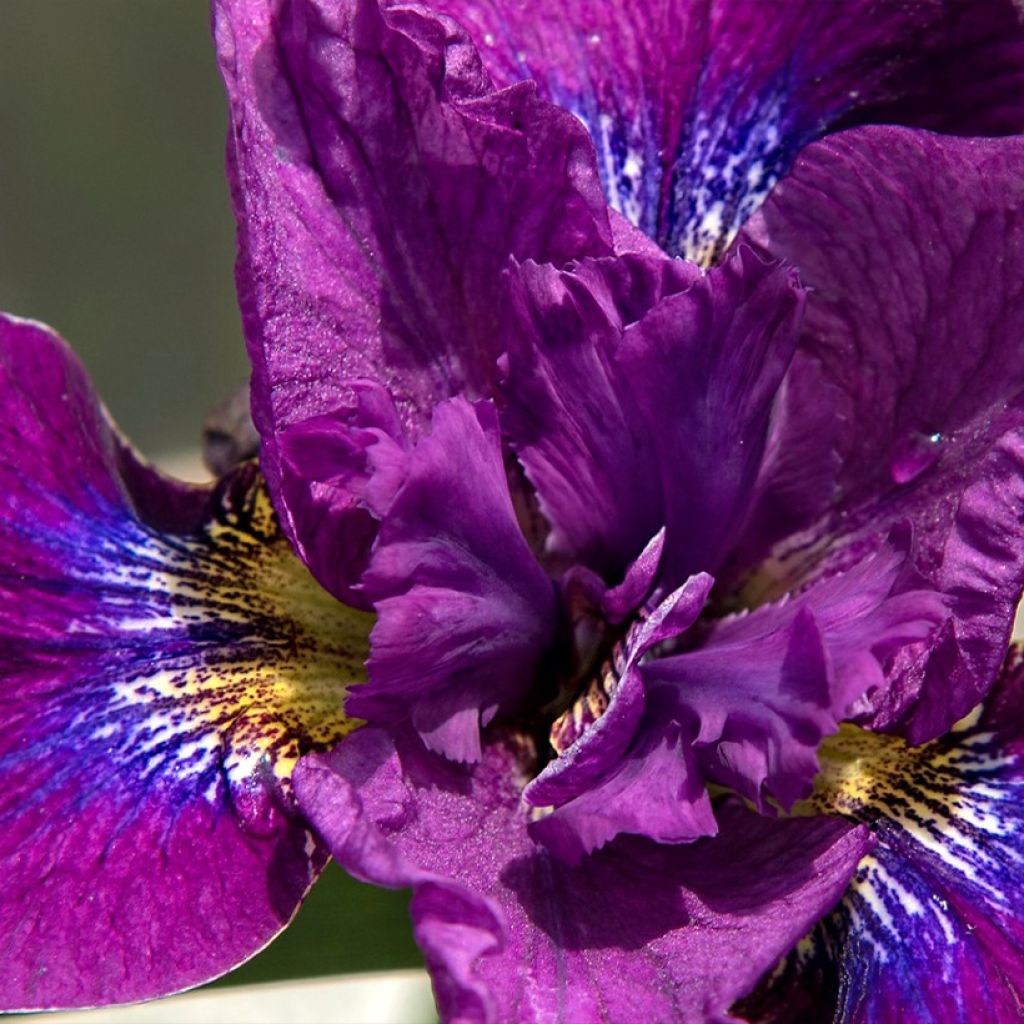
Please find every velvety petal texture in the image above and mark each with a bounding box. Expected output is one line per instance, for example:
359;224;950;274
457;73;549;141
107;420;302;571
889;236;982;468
295;728;873;1024
215;0;611;598
741;647;1024;1024
428;0;1024;261
348;399;558;762
0;316;371;1008
744;127;1024;742
502;247;804;586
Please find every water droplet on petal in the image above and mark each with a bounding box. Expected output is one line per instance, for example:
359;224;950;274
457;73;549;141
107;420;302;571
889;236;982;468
890;431;943;485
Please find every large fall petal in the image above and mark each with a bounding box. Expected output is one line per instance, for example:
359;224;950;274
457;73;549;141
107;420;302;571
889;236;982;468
740;647;1024;1024
0;316;370;1009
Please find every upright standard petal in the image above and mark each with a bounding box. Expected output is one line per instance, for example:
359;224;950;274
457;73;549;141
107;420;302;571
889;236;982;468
501;253;697;579
215;0;611;598
0;316;370;1008
428;0;1024;262
741;647;1024;1024
744;128;1024;742
348;399;558;763
295;728;873;1024
502;247;803;587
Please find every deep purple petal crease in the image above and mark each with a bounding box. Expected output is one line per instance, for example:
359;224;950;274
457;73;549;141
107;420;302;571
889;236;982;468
347;398;558;762
215;0;612;599
0;315;371;1009
425;0;1024;261
742;126;1024;742
294;728;873;1024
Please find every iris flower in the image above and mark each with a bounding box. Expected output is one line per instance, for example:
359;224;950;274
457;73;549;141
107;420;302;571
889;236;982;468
3;0;1024;1021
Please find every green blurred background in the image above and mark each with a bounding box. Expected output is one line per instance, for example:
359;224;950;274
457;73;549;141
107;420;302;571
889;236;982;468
0;0;422;988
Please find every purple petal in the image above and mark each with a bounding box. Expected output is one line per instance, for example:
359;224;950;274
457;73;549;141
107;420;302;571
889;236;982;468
295;728;873;1024
741;647;1024;1024
619;246;804;585
744;127;1024;741
503;247;803;587
429;0;1024;261
528;569;712;806
215;0;611;598
347;399;557;762
526;572;715;858
527;546;942;859
728;351;843;572
0;316;370;1008
648;547;945;811
274;381;410;606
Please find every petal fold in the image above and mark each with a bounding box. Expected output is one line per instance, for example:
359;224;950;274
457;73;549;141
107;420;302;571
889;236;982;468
295;728;873;1024
0;316;370;1008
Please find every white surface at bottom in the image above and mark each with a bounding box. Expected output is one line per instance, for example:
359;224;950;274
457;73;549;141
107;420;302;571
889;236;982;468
41;970;436;1024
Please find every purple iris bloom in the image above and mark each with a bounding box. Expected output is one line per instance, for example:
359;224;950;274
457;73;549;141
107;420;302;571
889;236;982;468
3;0;1024;1021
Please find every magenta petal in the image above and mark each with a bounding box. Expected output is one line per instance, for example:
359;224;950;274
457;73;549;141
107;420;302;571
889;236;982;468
743;649;1024;1024
429;0;1024;260
215;0;611;596
348;399;557;762
0;316;369;1009
745;127;1024;741
295;729;873;1024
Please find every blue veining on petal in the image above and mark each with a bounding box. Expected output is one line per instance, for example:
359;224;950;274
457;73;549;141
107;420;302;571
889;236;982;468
740;650;1024;1023
552;87;662;242
0;466;370;830
665;77;793;265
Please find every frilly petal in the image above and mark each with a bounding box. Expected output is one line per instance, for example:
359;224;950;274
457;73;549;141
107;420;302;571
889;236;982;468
347;398;558;762
526;543;943;860
502;247;803;588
